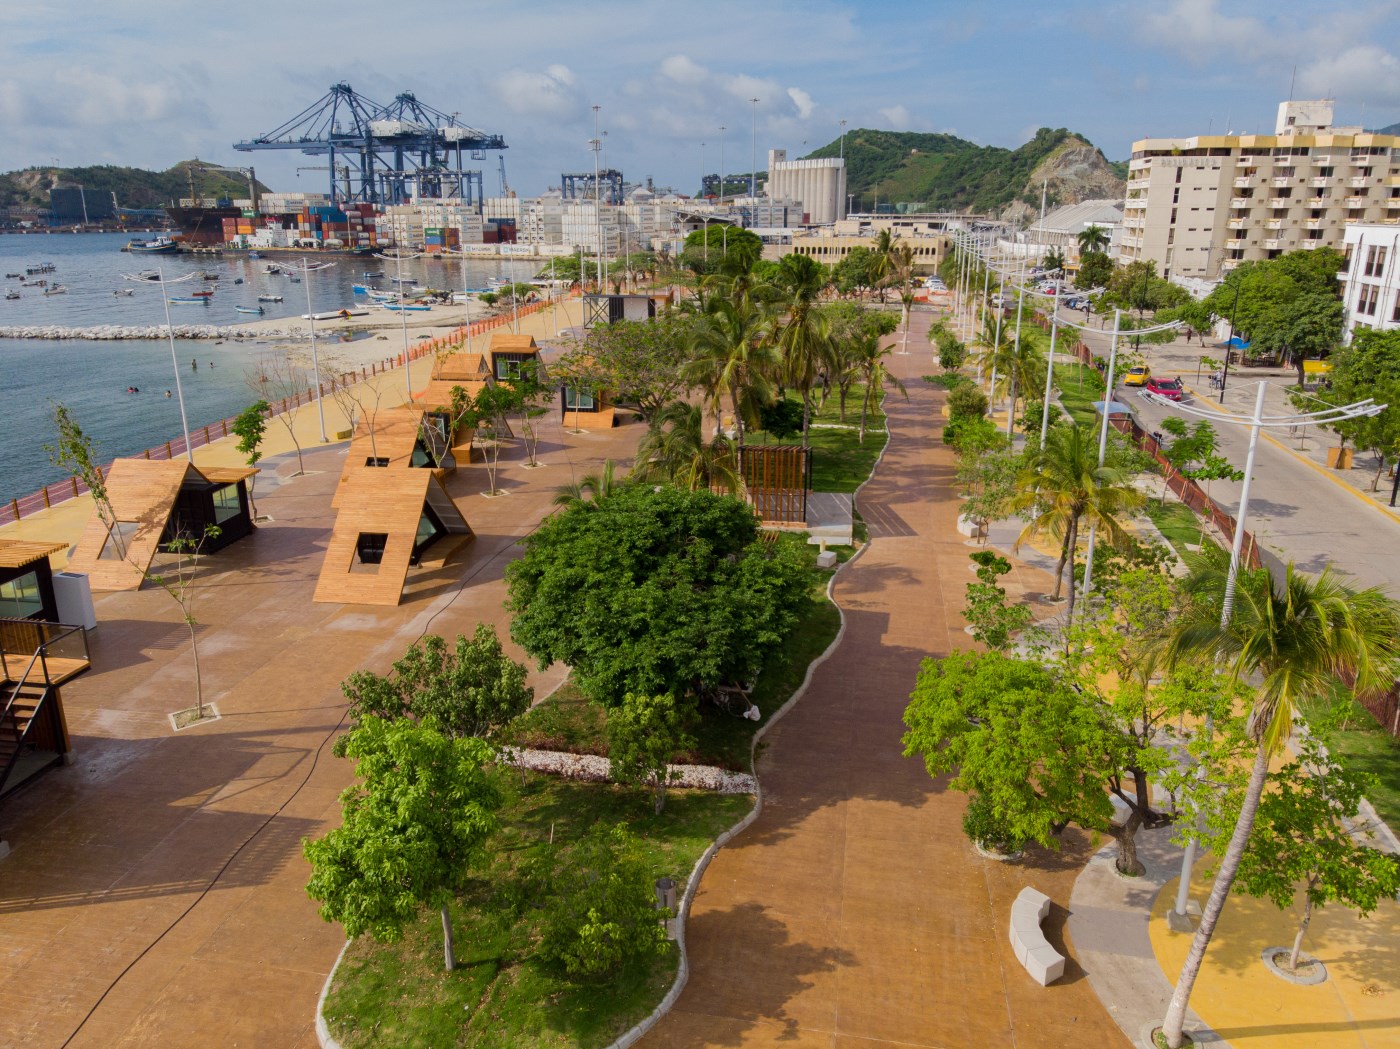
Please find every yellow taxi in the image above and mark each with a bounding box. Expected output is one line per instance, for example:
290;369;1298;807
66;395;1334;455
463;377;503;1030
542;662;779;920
1123;365;1151;387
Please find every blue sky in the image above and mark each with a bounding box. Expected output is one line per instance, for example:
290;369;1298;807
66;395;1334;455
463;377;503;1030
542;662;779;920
3;0;1399;198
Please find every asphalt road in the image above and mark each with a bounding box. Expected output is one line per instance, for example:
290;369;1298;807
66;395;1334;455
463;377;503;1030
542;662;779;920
1053;306;1400;595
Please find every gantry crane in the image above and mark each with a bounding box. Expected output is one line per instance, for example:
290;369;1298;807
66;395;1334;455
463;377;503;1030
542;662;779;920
233;82;507;208
185;159;261;211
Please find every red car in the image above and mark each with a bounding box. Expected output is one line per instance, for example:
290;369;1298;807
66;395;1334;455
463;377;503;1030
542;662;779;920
1145;376;1184;401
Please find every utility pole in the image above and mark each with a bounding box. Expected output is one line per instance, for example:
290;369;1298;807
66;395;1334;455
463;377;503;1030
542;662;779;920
749;98;760;201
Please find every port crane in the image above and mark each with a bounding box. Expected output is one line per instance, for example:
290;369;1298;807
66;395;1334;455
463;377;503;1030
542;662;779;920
234;82;507;208
181;159;261;210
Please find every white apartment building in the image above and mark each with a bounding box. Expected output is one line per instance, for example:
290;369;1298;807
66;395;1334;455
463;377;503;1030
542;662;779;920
767;150;847;225
1339;222;1400;340
1121;100;1400;279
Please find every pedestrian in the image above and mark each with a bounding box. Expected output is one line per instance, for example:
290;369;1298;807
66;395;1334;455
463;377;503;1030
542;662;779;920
191;358;197;370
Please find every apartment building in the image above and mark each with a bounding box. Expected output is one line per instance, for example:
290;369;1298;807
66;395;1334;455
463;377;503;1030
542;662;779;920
1121;100;1400;279
1339;222;1400;339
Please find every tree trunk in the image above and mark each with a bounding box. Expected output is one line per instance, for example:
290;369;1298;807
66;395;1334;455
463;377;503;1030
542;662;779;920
1063;516;1080;619
440;904;456;972
859;387;870;444
188;619;204;720
1373;453;1386;492
1106;807;1146;876
1051;529;1071;601
1289;893;1314;971
1161;741;1273;1047
801;391;812;450
838;384;849;422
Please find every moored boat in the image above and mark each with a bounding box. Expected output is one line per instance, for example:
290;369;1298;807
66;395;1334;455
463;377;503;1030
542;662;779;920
126;237;179;255
257;294;283;303
168;296;208;304
235;306;265;315
43;284;68;296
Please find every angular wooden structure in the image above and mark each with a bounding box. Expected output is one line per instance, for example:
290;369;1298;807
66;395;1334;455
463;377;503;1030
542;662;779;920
558;355;617;431
485;333;543;381
65;459;257;592
334;407;457;507
313;470;475;606
737;444;812;525
0;540;68;622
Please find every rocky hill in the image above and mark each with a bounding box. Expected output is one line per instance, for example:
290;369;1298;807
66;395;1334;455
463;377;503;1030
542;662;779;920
0;161;267;210
802;127;1125;218
1371;121;1400;136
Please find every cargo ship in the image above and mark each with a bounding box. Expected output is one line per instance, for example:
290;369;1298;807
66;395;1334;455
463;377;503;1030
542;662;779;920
164;204;243;246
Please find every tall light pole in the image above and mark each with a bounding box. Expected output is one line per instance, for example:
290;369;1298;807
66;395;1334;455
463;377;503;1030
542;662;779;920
749;98;760;201
373;250;427;400
719;126;728;257
298;257;335;442
839;118;847;159
592;104;603;290
122;266;196;460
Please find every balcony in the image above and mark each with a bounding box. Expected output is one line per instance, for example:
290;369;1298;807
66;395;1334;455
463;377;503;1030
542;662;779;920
1304;218;1324;230
1265;238;1284;250
1346;196;1369;208
1227;218;1248;230
1350;176;1372;188
1265;219;1284;230
1271;175;1295;187
1225;237;1247;249
1126;177;1150;191
1230;197;1253;208
1267;197;1294;208
1310;176;1331;188
1233;176;1257;188
1307;196;1329;207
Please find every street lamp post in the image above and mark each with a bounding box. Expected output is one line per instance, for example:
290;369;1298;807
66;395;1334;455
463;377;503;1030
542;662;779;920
122;266;196;460
749;98;760;201
298;257;335;443
839;118;847;160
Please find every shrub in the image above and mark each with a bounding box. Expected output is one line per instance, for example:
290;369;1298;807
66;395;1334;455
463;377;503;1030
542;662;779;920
961;793;1025;854
947;383;989;422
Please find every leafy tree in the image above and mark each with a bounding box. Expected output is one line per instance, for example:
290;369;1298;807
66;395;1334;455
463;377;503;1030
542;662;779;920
473;382;518;495
832;246;877;299
607;693;697;813
1102;259;1190;317
553;458;624;507
304;716;502;972
956;441;1022;539
1077;224;1109;256
1075;250;1113;290
634;401;741;495
1156;299;1215;346
962;551;1034;651
147;524;222;723
928;318;968;371
505;484;812;706
947;382;988;422
757;398;804;440
554;314;696;422
47;401;122;559
852;326;908;443
1313;329;1400;487
1042;246;1066;273
538;826;672;980
770;253;833;447
1159;556;1400;1047
1233;731;1400;972
506;360;551;467
338;626;533;749
680;225;762;277
230;400;270;519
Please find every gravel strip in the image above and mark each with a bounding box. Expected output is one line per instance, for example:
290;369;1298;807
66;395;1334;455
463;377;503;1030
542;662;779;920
498;747;757;794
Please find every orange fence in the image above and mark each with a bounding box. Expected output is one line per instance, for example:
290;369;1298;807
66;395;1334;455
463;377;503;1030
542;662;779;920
0;293;570;527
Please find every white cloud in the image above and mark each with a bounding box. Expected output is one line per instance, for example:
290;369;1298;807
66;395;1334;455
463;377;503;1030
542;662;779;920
879;104;912;129
660;54;708;85
1136;0;1273;65
787;86;815;119
1300;45;1400;108
494;65;580;117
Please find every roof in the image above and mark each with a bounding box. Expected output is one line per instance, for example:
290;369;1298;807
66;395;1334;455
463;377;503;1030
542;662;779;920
65;459;198;591
1027;200;1125;237
433;352;490;381
0;540;67;569
335;408;436;502
199;466;260;485
487;333;540;355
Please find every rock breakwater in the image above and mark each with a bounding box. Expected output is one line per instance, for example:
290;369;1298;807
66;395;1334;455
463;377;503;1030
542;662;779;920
0;324;311;341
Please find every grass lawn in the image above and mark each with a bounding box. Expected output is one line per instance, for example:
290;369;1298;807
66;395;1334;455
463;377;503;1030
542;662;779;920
1143;498;1221;562
323;774;751;1049
1299;692;1400;832
1052;361;1106;430
744;388;890;494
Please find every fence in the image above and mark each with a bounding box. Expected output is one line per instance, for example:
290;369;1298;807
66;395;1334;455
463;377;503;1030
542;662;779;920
1;293;567;527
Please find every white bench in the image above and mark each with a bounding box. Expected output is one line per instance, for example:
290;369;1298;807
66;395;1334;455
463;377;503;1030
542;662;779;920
1008;887;1066;986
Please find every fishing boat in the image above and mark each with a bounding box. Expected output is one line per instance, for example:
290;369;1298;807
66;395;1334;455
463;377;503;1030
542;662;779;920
376;303;431;312
191;290;214;298
235;306;265;315
362;270;384;278
257;294;283;303
113;288;134;297
390;276;417;285
125;237;179;255
135;270;161;281
168;296;208;304
351;283;372;294
43;284;68;296
26;263;56;274
4;290;19;300
263;264;284;275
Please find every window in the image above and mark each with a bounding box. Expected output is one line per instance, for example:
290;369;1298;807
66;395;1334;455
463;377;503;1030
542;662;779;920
1392;292;1400;324
98;521;140;561
563;387;597;411
354;532;388;567
0;571;43;618
212;484;242;524
1358;284;1380;316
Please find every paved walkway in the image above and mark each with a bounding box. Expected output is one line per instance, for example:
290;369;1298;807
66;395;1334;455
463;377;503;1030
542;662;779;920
0;375;646;1048
637;312;1132;1049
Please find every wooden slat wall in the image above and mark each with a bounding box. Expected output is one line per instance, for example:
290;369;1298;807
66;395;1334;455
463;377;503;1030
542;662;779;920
65;459;193;591
739;445;811;525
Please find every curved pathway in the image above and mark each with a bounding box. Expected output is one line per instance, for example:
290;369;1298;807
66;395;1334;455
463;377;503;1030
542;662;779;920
638;313;1131;1049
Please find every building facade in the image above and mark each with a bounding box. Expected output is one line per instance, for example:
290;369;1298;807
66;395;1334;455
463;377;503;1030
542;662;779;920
1339;222;1400;340
767;150;847;225
1121;101;1400;279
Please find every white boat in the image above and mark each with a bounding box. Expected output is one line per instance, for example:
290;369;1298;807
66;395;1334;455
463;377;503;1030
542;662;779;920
43;284;68;296
301;308;371;320
257;294;283;303
113;288;134;297
4;291;19;300
235;306;265;315
168;296;208;304
390;276;417;285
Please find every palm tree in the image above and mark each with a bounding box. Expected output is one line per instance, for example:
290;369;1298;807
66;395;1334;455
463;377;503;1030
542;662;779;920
683;295;777;441
1077;224;1109;257
852;329;908;443
1043;246;1066;273
870;228;896;303
1010;424;1145;625
770;253;832;448
553;458;623;507
1159;559;1400;1048
634;401;742;495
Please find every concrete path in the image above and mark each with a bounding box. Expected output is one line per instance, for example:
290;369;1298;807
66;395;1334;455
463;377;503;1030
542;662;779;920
637;312;1131;1049
0;398;646;1049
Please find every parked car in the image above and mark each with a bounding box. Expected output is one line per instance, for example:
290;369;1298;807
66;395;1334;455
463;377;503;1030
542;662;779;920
1123;365;1151;387
991;293;1008;308
1145;376;1184;401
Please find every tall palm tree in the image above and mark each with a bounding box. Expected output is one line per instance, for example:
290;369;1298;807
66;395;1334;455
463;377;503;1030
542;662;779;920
1043;246;1066;273
1077;224;1109;256
683;296;777;441
1159;559;1400;1048
634;401;742;495
1010;423;1145;625
870;228;896;304
770;253;832;448
553;459;623;507
853;329;908;443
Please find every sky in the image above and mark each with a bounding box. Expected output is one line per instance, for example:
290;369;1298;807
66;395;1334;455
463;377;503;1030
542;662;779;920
3;0;1400;200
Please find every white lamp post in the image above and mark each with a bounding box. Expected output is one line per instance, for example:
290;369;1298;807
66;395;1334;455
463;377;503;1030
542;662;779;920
122;266;197;460
749;98;760;200
373;250;427;401
298;257;335;442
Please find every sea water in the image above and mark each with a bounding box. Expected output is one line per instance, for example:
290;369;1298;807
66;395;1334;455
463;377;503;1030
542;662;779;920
0;232;537;503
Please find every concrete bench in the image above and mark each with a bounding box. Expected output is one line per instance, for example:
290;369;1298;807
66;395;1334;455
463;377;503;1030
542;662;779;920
1008;887;1066;986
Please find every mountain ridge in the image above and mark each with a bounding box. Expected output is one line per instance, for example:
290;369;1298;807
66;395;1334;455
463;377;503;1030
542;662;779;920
0;161;268;211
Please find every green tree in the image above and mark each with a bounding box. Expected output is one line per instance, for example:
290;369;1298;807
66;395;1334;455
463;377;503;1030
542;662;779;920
47;401;122;559
962;551;1034;652
852;327;908;443
230;400;270;519
505;484;812;706
947;382;989;423
539;826;672;980
1042;246;1066;273
607;693;698;813
832;246;877;299
770;253;833;447
683;295;777;440
304;716;502;972
633;401;742;495
554;314;695;422
553;458;625;507
506;359;551;467
1160;557;1400;1047
1234;731;1400;972
1011;424;1146;623
680;225;762;278
1315;329;1400;487
473;382;519;495
1077;224;1109;256
338;626;533;747
1075;250;1113;290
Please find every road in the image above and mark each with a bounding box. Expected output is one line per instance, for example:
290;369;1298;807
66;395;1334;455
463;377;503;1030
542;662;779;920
1050;305;1400;594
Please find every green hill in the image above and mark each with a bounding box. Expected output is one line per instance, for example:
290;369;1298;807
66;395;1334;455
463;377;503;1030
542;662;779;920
0;161;268;210
803;127;1123;213
1371;121;1400;136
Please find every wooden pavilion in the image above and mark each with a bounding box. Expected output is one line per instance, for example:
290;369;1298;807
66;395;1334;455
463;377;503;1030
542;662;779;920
313;470;475;606
65;459;258;591
334;407;457;507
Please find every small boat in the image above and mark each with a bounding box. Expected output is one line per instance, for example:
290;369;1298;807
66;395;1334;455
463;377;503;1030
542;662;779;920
390;276;417;285
168;296;208;304
233;277;244;284
135;270;161;281
362;270;384;278
198;271;220;281
377;303;431;312
43;284;68;295
126;237;179;255
26;263;57;274
113;288;134;297
263;264;283;275
487;277;510;290
4;290;19;300
22;279;47;287
351;283;371;294
248;251;262;259
257;294;283;303
190;290;214;298
235;306;265;315
4;272;20;279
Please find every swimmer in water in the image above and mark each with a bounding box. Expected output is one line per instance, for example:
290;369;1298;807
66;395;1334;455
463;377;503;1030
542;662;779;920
165;390;172;398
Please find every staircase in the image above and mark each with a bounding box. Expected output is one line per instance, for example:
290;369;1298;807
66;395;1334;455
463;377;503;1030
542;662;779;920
0;647;67;799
